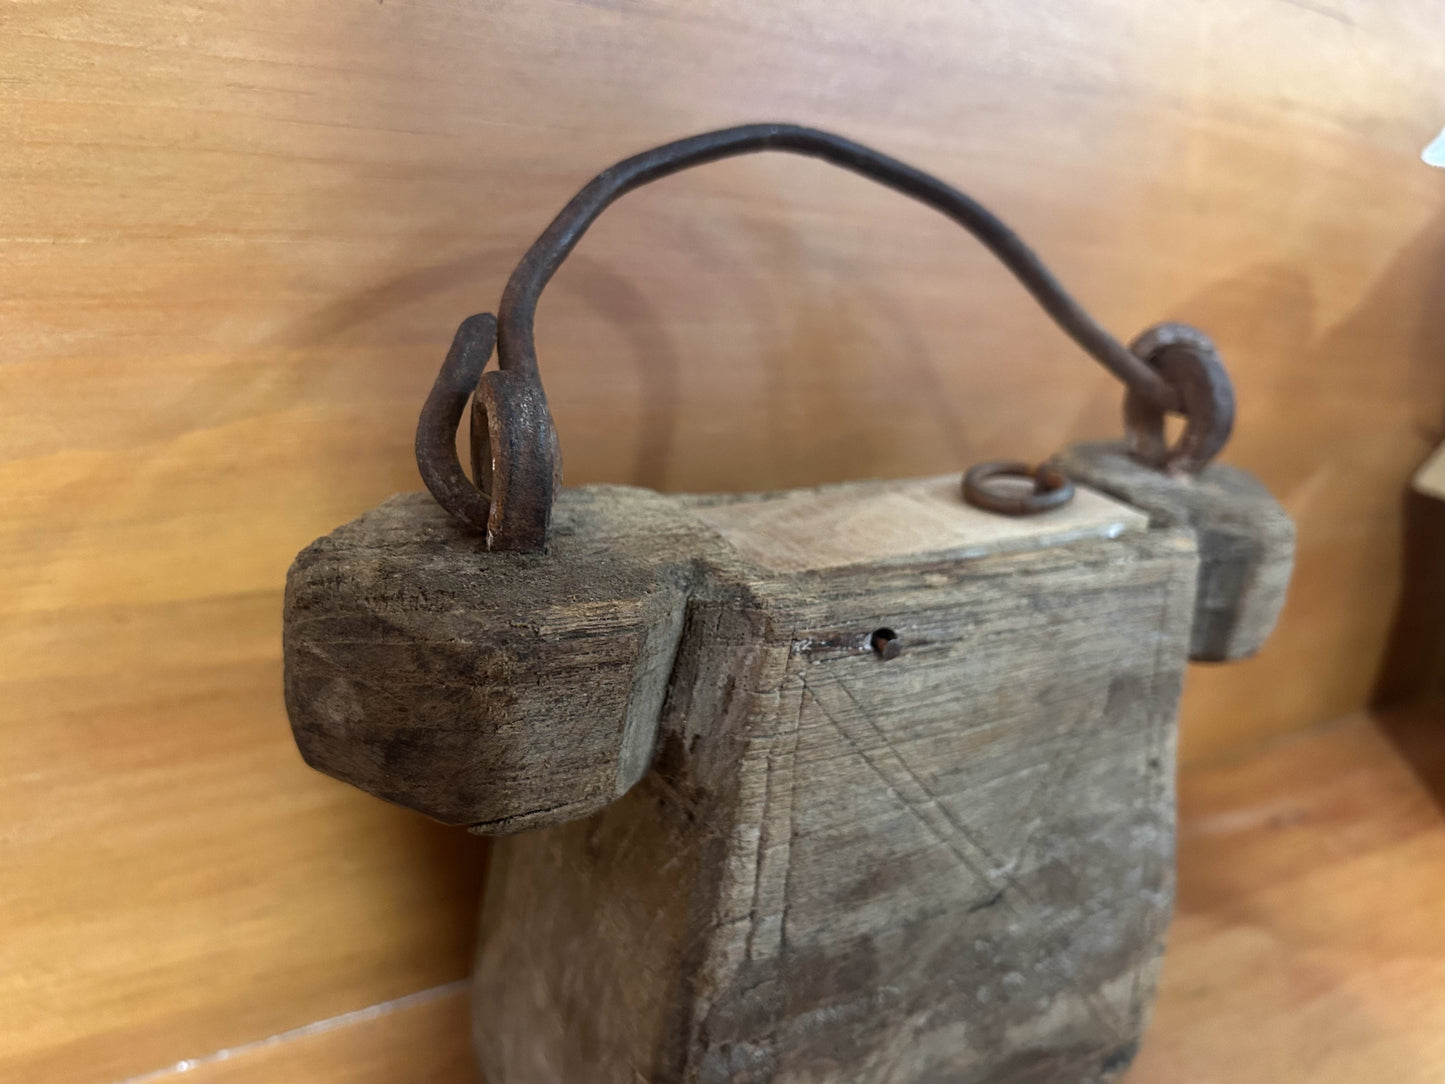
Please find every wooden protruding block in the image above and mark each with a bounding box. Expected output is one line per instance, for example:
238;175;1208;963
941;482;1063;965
284;486;704;831
1053;442;1295;662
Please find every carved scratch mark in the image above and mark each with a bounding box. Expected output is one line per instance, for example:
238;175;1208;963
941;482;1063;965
780;678;806;961
983;687;1130;1043
827;673;1129;1045
301;643;430;718
743;718;780;962
994;698;1096;890
799;673;1002;899
834;677;1013;876
744;668;805;964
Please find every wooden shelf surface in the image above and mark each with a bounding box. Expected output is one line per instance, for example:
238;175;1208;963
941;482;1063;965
1128;702;1445;1083
139;986;478;1084
148;705;1445;1082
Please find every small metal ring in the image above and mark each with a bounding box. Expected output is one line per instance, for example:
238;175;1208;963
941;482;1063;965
1123;323;1235;475
962;460;1075;516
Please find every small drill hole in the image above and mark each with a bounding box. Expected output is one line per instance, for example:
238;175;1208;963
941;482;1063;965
870;627;900;660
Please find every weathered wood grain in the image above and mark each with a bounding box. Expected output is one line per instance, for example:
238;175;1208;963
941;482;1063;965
686;474;1149;572
285;487;709;830
1054;442;1295;662
282;465;1301;1079
464;478;1198;1082
283;475;1218;1081
283;476;1153;832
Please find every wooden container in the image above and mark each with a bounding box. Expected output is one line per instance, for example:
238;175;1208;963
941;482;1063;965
284;446;1291;1082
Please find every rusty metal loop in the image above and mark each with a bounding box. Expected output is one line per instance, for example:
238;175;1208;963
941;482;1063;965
417;123;1234;549
962;461;1075;516
416;313;498;532
416;313;562;551
1124;323;1236;476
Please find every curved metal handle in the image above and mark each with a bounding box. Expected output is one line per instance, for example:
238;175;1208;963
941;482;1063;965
418;123;1232;550
497;123;1178;403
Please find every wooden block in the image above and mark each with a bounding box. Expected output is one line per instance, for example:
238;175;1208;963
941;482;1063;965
284;486;708;831
284;475;1205;1081
464;479;1197;1082
684;475;1150;572
1052;442;1295;662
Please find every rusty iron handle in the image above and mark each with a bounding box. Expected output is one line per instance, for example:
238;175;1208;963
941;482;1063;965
496;124;1180;406
418;123;1233;550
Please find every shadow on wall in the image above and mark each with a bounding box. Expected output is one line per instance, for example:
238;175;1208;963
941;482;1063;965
1363;208;1445;809
557;252;682;492
1151;202;1445;757
1375;490;1445;710
1375;487;1445;813
1369;209;1445;706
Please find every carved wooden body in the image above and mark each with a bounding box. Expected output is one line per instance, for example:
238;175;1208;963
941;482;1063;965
283;445;1292;1083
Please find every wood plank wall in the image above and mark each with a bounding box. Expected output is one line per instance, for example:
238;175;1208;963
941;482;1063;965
4;1;1444;1079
